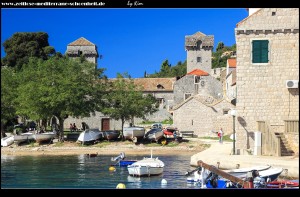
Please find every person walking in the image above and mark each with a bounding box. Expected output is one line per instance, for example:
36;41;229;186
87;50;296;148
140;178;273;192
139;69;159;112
218;128;223;144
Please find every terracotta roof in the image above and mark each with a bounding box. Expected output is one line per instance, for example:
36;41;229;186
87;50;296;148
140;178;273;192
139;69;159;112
236;8;262;27
186;69;209;76
68;37;95;46
109;78;176;92
227;59;237;68
133;78;175;91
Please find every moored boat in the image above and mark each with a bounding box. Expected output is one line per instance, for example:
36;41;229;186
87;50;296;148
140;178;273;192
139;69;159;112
144;128;164;143
14;132;34;145
1;136;14;147
127;151;164;176
101;130;120;141
123;126;145;142
33;132;56;144
77;128;102;145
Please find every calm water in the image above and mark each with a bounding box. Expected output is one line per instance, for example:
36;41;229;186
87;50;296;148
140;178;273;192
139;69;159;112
1;154;201;189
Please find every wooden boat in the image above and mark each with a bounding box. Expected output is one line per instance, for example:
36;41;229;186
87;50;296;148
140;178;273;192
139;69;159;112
1;136;14;147
163;126;183;140
127;151;164;176
144;128;164;142
14;132;34;145
101;130;120;141
123;126;145;142
33;132;56;144
267;180;299;188
77;128;102;145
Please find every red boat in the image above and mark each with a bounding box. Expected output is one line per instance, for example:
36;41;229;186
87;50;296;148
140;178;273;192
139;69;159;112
267;180;299;188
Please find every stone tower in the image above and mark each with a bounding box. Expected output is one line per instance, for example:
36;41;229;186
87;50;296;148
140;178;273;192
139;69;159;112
66;37;98;66
185;32;214;74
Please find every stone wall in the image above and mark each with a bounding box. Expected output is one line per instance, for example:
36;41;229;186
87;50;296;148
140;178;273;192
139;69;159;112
173;75;223;105
173;99;234;137
66;45;97;64
235;8;299;154
187;48;212;74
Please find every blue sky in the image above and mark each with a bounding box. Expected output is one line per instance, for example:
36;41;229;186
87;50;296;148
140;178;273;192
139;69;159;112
1;8;248;78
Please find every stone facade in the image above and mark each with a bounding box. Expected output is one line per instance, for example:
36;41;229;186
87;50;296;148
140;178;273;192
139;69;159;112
226;70;236;101
65;37;98;65
173;75;223;105
185;32;214;74
235;8;299;154
173;95;235;137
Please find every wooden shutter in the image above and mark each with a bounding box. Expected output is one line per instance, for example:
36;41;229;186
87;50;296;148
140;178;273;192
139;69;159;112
252;40;269;63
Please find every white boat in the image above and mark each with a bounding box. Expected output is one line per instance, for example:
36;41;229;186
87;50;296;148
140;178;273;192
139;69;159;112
144;128;164;142
77;128;102;145
123;126;145;142
14;132;34;145
33;132;56;144
127;151;164;176
1;136;14;147
224;165;271;174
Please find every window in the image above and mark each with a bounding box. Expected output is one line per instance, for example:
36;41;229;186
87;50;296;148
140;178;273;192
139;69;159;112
223;109;229;115
194;76;201;84
184;93;192;100
197;57;202;63
252;40;269;63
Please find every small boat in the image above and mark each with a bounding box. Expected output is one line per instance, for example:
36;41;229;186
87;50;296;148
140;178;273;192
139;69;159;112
101;130;120;141
267;180;299;188
233;167;284;182
224;165;271;174
77;128;102;145
1;136;14;147
123;126;145;142
33;132;56;144
14;132;34;145
111;152;137;167
144;128;164;142
163;126;182;139
127;151;164;176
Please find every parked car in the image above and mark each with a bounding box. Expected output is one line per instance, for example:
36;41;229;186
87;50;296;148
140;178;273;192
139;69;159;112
151;123;163;129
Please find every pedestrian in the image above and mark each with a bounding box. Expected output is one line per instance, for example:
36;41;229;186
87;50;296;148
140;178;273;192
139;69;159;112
70;123;74;132
218;128;223;143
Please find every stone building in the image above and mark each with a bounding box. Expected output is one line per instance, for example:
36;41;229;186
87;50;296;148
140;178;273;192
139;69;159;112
65;37;99;66
235;8;299;156
173;95;235;137
172;31;234;134
225;58;237;103
185;32;214;74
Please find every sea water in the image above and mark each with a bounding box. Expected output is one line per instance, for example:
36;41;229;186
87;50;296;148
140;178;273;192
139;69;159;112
1;154;201;189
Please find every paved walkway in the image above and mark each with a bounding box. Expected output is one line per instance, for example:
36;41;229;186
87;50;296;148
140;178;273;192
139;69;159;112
190;139;299;179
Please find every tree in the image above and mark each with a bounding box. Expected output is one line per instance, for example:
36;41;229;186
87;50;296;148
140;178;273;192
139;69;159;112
101;73;158;140
2;32;55;70
216;42;225;52
1;67;19;137
14;56;107;141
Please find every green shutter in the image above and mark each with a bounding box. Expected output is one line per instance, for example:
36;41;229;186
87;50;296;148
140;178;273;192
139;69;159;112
252;40;269;63
260;40;269;63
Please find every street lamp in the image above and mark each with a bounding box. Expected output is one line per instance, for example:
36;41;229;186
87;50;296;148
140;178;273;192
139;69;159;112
230;109;237;155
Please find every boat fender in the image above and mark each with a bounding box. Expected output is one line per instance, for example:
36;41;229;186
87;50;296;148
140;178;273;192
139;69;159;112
116;183;126;189
161;179;167;185
109;166;116;171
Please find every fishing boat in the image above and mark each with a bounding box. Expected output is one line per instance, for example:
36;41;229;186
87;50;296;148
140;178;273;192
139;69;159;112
144;128;164;143
127;151;164;176
14;132;34;145
77;128;102;145
1;136;14;147
267;180;299;188
101;130;120;141
163;126;182;140
223;165;271;174
33;132;56;144
123;126;145;142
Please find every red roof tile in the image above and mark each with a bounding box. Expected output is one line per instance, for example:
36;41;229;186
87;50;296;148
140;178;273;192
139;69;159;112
186;69;209;76
227;59;237;68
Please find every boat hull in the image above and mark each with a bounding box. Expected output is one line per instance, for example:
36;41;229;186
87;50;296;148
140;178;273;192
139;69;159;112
123;127;145;141
128;166;164;176
77;129;102;144
102;130;120;141
1;136;14;147
144;128;164;142
14;133;34;145
34;132;56;144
